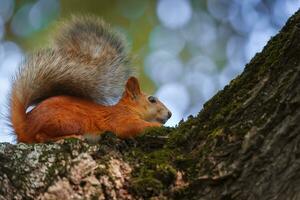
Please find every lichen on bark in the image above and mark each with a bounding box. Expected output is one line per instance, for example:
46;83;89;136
1;9;300;200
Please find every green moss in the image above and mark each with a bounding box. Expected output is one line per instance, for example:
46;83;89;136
154;164;177;186
174;154;194;169
209;128;224;138
128;141;178;197
141;126;173;137
133;127;173;152
130;176;163;197
143;150;173;167
124;125;179;195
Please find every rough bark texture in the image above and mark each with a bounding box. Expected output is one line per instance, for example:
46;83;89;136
1;10;300;200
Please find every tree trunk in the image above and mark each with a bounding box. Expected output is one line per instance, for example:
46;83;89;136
1;10;300;200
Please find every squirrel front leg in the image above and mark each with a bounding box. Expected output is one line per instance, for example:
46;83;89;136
114;120;162;138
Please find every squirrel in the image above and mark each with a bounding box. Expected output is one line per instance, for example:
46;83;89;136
9;15;172;143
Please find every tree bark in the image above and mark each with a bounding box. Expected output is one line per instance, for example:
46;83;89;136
1;10;300;200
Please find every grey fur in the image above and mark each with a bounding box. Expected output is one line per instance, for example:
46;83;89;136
12;15;134;109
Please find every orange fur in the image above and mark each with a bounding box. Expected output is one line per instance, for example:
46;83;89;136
11;77;170;143
10;90;29;143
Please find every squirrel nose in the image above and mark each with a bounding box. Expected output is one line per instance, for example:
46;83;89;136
167;111;172;119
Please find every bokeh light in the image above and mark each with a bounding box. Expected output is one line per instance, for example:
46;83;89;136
157;0;192;29
0;0;14;22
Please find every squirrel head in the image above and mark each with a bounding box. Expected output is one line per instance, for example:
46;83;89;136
120;77;172;124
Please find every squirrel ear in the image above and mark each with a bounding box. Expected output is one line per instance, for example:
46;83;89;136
125;76;141;99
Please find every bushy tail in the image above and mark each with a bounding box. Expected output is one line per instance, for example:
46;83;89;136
10;87;29;142
10;15;133;141
53;15;134;104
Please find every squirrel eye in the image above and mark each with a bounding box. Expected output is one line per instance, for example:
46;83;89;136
148;96;157;103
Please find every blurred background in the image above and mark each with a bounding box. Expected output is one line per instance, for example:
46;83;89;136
0;0;299;143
